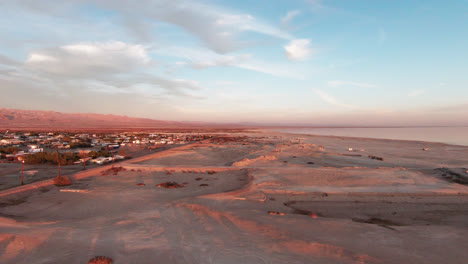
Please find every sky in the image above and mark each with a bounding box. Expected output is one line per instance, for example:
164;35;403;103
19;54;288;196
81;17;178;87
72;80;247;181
0;0;467;126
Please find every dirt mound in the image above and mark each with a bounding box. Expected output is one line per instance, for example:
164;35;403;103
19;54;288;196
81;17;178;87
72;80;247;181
232;155;277;167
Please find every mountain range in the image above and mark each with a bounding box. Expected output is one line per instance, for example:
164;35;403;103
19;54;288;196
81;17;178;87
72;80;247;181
0;108;227;130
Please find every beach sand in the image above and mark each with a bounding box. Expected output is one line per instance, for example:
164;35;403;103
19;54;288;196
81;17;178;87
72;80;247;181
1;131;467;263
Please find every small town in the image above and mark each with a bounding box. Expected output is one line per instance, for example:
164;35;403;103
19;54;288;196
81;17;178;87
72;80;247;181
0;130;213;165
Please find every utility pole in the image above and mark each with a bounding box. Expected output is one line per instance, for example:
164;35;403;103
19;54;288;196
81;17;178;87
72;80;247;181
18;156;24;185
20;160;24;185
111;150;115;168
56;147;61;178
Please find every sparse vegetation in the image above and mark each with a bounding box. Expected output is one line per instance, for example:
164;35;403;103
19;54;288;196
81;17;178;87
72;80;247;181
69;142;92;149
53;176;71;186
88;256;113;264
0;146;18;154
101;166;126;176
25;152;79;165
87;150;110;158
155;181;184;188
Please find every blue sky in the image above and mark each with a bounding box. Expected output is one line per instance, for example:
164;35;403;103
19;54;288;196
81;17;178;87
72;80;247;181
0;0;467;126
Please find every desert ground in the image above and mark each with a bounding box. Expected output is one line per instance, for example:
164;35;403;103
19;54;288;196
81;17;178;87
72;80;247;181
1;131;468;264
0;144;176;191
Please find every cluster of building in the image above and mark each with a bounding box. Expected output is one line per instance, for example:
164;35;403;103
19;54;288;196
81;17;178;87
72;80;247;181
0;131;212;163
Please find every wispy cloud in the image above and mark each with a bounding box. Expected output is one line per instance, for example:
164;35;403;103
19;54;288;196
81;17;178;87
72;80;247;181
327;80;376;88
284;39;313;61
7;0;294;54
378;28;387;44
408;89;424;97
152;46;306;79
280;10;300;28
314;89;359;109
216;81;234;86
306;0;325;10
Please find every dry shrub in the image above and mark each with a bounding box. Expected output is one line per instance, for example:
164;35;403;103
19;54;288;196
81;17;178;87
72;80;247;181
53;176;71;186
207;170;217;175
368;155;384;161
109;166;126;173
88;256;113;264
199;183;209;187
166;171;172;175
155;181;184;189
136;183;145;186
101;166;126;176
268;211;285;216
308;213;318;218
195;177;203;181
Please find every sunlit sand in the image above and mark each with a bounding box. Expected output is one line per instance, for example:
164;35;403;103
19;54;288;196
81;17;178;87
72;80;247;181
1;132;468;263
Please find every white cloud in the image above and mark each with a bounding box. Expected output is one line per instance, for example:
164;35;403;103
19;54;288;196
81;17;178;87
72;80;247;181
3;41;204;101
314;89;359;109
280;10;300;28
408;90;424;97
25;41;150;77
327;80;376;88
26;53;58;63
284;39;313;61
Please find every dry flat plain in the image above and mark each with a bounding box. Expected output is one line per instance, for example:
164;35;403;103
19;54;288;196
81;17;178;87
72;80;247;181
1;131;468;264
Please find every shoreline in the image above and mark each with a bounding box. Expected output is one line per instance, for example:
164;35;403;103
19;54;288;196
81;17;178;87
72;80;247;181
259;128;468;147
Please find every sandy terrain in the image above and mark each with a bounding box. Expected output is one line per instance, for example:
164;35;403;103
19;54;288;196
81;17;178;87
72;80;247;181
0;144;176;191
1;131;468;263
0;163;96;191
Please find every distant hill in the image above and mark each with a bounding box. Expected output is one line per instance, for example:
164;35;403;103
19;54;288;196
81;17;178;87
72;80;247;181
0;108;224;130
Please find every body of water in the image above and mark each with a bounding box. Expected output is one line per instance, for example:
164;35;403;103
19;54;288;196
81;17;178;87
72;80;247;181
272;127;468;146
